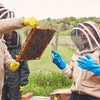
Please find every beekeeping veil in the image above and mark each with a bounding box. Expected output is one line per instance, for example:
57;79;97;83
70;21;100;51
4;31;22;48
0;4;15;19
0;4;15;38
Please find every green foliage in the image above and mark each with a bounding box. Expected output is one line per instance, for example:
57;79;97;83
23;72;73;96
69;16;76;21
62;16;76;22
33;72;72;87
46;17;51;21
39;16;100;31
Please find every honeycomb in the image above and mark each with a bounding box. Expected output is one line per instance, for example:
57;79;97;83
16;28;56;61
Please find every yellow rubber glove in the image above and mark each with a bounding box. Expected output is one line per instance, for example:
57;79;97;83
10;60;19;71
23;17;38;29
19;85;24;91
54;96;58;100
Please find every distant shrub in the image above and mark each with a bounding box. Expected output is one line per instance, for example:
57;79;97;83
23;71;73;96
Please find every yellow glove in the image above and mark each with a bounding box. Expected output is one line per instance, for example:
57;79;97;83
23;17;38;29
10;60;19;71
19;85;24;91
54;97;58;100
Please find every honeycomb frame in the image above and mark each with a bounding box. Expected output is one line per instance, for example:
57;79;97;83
16;28;56;61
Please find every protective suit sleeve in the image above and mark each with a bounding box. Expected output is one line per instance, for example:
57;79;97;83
0;17;24;36
62;65;72;78
3;42;15;71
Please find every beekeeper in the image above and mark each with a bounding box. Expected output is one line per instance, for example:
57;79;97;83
52;21;100;100
0;3;38;100
2;30;30;100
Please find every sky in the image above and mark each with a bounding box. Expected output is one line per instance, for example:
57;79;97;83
0;0;100;20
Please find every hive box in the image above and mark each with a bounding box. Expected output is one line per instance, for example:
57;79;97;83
50;88;71;100
16;28;56;61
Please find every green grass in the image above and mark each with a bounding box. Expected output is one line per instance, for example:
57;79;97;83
22;45;76;96
59;30;71;35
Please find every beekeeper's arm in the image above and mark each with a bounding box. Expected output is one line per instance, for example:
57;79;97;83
0;17;38;35
3;42;19;71
51;50;72;78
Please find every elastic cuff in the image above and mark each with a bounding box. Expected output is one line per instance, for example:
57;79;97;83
62;65;72;77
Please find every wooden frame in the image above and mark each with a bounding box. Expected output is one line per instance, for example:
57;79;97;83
16;28;56;61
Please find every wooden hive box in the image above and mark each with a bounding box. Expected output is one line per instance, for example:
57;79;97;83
16;28;56;61
50;88;71;100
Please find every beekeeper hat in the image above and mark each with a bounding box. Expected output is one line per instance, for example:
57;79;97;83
70;21;100;51
0;4;15;19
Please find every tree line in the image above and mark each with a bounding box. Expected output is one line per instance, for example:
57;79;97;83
39;16;100;33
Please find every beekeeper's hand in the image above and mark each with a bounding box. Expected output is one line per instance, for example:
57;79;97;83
51;50;67;70
19;85;24;91
23;17;38;29
10;60;19;71
77;54;100;75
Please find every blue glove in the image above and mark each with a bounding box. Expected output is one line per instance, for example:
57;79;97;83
51;50;67;70
77;54;100;75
